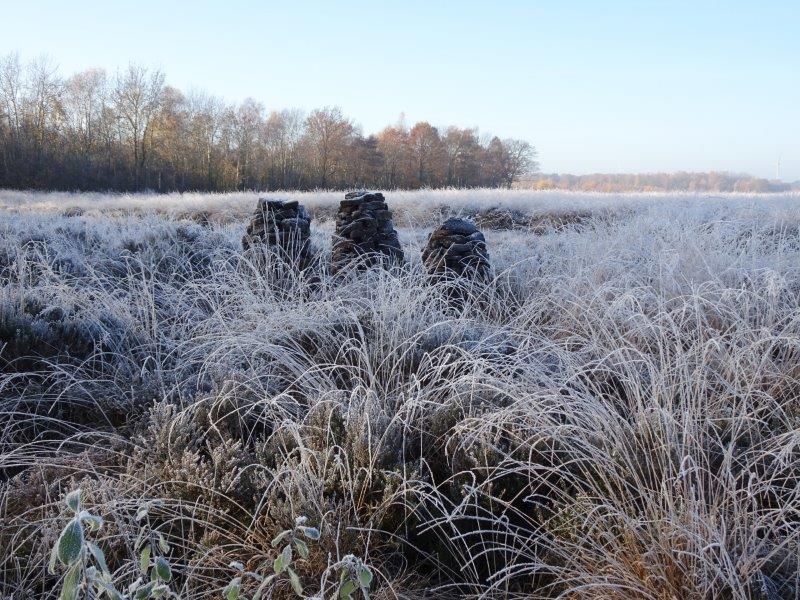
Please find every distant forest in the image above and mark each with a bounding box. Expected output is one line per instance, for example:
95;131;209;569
520;172;798;193
0;54;537;192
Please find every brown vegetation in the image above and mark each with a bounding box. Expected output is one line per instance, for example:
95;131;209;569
0;55;537;192
1;191;799;598
521;171;797;192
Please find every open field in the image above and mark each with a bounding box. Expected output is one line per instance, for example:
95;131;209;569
1;189;799;599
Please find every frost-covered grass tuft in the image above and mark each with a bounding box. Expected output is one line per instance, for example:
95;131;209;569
1;190;799;598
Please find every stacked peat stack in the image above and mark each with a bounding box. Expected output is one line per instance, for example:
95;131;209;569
242;198;315;270
331;191;403;274
422;218;491;282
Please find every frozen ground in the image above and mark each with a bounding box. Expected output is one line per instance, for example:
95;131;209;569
1;189;799;598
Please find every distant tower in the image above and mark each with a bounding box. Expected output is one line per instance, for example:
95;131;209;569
776;156;782;180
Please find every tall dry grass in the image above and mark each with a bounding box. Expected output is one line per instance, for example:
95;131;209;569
1;190;798;598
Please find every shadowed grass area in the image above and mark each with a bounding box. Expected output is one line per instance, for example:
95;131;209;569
1;190;799;598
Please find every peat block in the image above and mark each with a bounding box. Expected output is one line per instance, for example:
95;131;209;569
331;191;403;274
242;197;316;270
422;218;491;281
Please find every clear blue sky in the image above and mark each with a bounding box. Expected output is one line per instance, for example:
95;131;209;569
3;0;799;180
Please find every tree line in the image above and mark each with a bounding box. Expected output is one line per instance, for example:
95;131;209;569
520;172;797;193
0;54;538;192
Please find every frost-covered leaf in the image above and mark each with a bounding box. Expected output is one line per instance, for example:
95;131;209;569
139;545;151;574
293;538;309;559
87;542;110;575
59;561;83;600
134;581;156;600
270;530;291;548
65;489;81;513
287;568;303;595
281;544;292;566
358;566;373;588
339;580;357;599
57;519;84;566
223;577;241;600
48;541;60;575
252;573;276;600
95;575;124;600
154;556;172;583
81;512;104;531
273;552;287;575
300;526;320;541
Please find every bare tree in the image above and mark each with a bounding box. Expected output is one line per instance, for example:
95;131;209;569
231;98;264;189
443;126;482;187
0;54;541;192
304;106;355;188
26;56;63;151
185;90;225;189
0;53;23;137
113;65;165;188
408;121;445;187
63;69;107;153
264;108;305;189
502;138;538;187
0;53;24;183
376;124;411;188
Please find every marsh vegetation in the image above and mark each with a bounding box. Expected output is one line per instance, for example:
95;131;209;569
1;189;799;599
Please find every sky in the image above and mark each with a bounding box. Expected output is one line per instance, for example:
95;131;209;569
2;0;799;180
